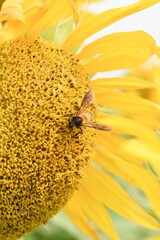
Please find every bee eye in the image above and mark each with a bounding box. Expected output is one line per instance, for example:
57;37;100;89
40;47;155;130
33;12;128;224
74;117;83;126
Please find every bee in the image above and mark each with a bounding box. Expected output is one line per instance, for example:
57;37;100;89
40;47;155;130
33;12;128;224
67;90;112;131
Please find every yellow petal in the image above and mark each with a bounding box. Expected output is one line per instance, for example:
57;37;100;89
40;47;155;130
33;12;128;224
0;0;25;22
84;167;159;229
73;186;119;240
83;31;156;72
147;67;160;104
64;0;160;50
68;0;79;26
77;31;156;59
96;92;159;123
0;0;25;43
95;146;160;217
100;115;160;174
97;134;144;167
96;132;144;165
122;138;160;178
101;115;159;149
85;52;154;73
26;0;72;38
0;0;76;42
64;197;101;240
91;77;155;91
96;94;159;128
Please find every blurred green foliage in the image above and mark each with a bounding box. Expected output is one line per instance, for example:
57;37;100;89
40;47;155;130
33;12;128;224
21;210;160;240
21;212;90;240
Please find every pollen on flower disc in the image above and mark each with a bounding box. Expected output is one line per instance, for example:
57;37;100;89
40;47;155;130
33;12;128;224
0;39;95;240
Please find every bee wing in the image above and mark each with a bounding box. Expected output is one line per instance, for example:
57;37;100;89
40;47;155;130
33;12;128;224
78;90;95;115
81;122;112;131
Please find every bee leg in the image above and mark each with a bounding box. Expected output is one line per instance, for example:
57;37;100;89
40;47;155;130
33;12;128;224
69;126;73;134
74;133;79;138
74;105;79;112
79;127;83;134
73;127;83;138
76;127;83;135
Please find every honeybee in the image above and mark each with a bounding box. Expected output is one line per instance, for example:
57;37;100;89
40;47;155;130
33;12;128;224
67;90;112;131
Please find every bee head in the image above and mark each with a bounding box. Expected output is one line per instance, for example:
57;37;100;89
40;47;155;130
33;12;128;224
69;116;83;128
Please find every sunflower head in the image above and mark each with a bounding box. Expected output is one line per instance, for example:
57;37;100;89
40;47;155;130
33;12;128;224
1;0;160;239
0;38;95;240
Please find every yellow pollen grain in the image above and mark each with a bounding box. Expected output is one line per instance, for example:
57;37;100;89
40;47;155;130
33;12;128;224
0;38;95;240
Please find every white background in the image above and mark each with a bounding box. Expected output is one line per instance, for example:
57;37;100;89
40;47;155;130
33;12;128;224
88;0;160;45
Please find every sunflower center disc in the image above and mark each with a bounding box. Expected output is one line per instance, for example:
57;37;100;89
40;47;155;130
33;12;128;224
0;39;95;240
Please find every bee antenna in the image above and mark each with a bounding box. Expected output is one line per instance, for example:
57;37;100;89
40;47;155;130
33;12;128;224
64;113;73;117
74;105;79;111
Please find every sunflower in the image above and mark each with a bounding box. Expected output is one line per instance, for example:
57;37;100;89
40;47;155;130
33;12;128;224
1;1;160;240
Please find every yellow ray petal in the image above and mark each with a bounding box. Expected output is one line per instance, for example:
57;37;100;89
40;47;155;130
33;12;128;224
68;0;79;26
96;139;143;167
100;115;160;150
73;187;120;240
0;0;25;22
84;33;157;72
0;0;75;42
122;138;160;175
83;167;159;230
100;115;160;174
64;0;160;50
0;0;46;43
96;130;157;166
95;146;137;178
77;31;156;59
147;67;160;104
122;138;160;165
26;0;72;38
96;91;157;113
0;0;25;43
96;133;144;165
120;139;160;216
95;146;160;217
85;52;154;73
98;111;158;130
64;198;101;240
91;77;155;91
95;92;160;126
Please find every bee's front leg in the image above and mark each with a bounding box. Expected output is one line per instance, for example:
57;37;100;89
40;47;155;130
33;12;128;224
74;127;83;138
79;127;83;134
